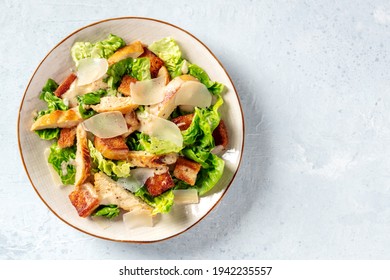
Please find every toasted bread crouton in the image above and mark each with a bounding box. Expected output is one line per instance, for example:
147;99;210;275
145;172;175;197
107;41;144;65
74;124;91;186
94;136;129;160
69;182;100;218
173;157;201;186
171;113;194;131
58;127;76;148
213;120;229;148
54;73;77;97
91;96;138;114
30;109;83;131
94;172;153;212
118;75;138;96
157;66;170;85
140;48;165;78
127;151;178;168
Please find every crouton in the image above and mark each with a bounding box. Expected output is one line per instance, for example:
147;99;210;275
54;73;77;97
127;151;178;168
94;172;153;212
107;41;144;65
30;109;82;131
91;96;138;114
57;127;76;148
118;75;138;96
173;157;201;186
171;113;194;131
140;48;165;78
145;172;175;197
68;183;100;218
213;120;229;148
74;124;91;186
94;136;129;160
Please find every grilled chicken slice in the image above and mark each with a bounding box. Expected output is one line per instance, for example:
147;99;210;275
74;124;91;186
91;96;138;114
107;41;144;65
140;48;165;78
54;73;77;97
68;182;100;218
94;136;129;160
173;157;201;186
145;172;175;197
30;109;82;131
118;75;138;96
171;113;194;131
94;172;153;212
127;151;178;168
57;127;77;148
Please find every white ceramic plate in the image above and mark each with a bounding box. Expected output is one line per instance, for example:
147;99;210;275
18;17;244;243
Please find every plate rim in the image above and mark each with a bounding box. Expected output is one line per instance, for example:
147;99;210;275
17;16;245;243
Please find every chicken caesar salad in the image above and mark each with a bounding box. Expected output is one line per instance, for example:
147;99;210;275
30;34;228;228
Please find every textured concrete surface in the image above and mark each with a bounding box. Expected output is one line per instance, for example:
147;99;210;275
2;0;390;259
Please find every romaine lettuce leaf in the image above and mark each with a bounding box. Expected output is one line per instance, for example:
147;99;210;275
35;128;60;140
105;57;151;89
88;140;131;178
71;34;125;65
139;134;182;155
188;64;225;95
195;154;225;195
148;37;184;78
35;79;68;140
77;89;107;119
47;143;76;185
92;204;120;219
135;187;174;215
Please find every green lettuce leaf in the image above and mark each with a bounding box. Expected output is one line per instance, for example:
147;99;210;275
139;134;182;155
131;58;151;81
126;132;146;151
195;154;225;195
88;140;131;178
92;204;120;219
105;57;151;89
35;79;68;140
148;37;184;78
188;64;225;95
77;89;107;119
35;128;60;140
135;187;174;215
71;34;125;64
47;143;76;185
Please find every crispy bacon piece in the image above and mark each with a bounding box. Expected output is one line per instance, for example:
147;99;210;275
171;113;194;131
173;157;201;186
54;73;77;97
94;136;129;160
68;183;100;218
118;75;138;96
213;120;229;148
57;127;76;148
140;48;165;78
145;172;175;197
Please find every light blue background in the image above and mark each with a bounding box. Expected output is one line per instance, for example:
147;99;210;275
2;0;390;259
